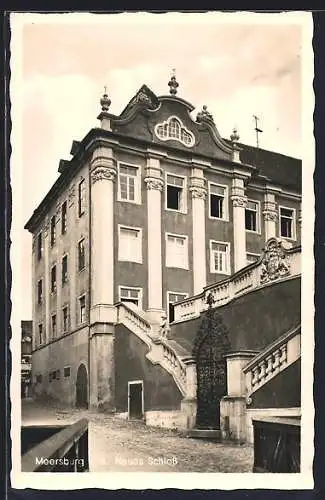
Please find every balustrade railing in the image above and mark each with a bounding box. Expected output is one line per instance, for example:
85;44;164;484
244;325;301;396
21;419;89;472
174;242;301;323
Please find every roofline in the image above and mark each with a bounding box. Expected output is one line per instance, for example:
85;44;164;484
25;127;301;233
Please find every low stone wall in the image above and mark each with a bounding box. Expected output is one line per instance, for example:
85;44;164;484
145;410;187;430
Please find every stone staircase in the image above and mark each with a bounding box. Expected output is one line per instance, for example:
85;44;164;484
243;324;301;400
115;302;194;398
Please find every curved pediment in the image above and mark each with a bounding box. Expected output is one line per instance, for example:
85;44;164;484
112;84;233;160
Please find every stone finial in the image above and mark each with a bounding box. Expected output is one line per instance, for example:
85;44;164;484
168;69;179;95
196;104;214;123
100;86;111;112
230;127;240;144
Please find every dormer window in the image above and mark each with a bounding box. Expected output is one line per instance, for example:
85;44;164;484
154;116;195;147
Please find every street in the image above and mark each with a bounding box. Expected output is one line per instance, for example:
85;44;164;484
22;399;253;472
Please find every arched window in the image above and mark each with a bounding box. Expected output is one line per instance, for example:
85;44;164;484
155;116;195;147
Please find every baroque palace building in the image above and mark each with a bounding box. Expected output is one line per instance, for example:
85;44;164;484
25;74;302;430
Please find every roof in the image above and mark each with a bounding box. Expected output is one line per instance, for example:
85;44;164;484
225;140;301;192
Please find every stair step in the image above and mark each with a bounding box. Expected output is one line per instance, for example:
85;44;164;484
185;429;222;441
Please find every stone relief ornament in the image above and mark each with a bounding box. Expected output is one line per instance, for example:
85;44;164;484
231;195;248;208
144;177;164;191
263;210;278;222
189;186;207;199
260;238;290;284
91;166;116;184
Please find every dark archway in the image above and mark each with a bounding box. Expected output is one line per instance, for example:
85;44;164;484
193;297;231;429
76;364;88;409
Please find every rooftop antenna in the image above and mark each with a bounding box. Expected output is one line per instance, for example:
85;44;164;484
253;115;263;148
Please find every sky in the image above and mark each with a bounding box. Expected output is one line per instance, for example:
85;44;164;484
10;11;311;320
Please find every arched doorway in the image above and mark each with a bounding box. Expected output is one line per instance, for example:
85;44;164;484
76;364;88;409
193;300;230;429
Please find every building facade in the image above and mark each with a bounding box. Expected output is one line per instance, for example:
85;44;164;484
25;75;302;411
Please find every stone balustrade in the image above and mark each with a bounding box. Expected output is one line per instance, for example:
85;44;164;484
243;325;301;396
173;240;301;323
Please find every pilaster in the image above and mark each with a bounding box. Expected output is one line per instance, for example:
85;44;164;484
231;177;247;272
90;146;117;319
263;191;278;241
144;157;164;321
190;168;207;295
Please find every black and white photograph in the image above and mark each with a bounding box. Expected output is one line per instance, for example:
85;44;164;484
9;11;314;490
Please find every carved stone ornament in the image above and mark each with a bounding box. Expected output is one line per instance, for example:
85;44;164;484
189;186;207;199
263;210;278;222
231;195;248;208
91;166;116;184
260;238;290;284
144;177;164;191
136;91;153;107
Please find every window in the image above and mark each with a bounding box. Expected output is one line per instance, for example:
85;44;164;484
62;255;68;285
246;253;260;265
166;233;188;269
62;306;69;332
37;232;42;260
155;116;195;147
79;295;86;324
166;174;186;212
64;366;71;378
51;314;57;338
209;183;228;220
56;369;60;380
61;201;67;234
118;163;141;203
36;374;42;384
78;179;86;216
119;287;142;308
167;292;188;323
245;200;260;232
279;207;296;239
50;215;56;247
210;241;230;274
37;279;43;305
78;239;85;271
51;265;57;294
38;324;44;345
118;226;142;263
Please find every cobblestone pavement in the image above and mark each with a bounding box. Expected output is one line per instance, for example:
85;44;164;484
22;399;253;473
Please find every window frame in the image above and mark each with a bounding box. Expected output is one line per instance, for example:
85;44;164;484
37;232;43;261
61;254;68;285
51;313;57;338
50;264;57;294
62;305;69;333
37;279;43;305
118;285;143;310
78;178;86;217
245;199;261;234
167;290;189;322
117;161;142;205
165;232;189;270
118;224;143;264
208;182;229;221
165;172;187;214
209;240;231;275
78;238;86;271
64;366;71;378
61;200;67;234
78;294;87;325
278;205;296;241
50;215;56;247
38;323;44;345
